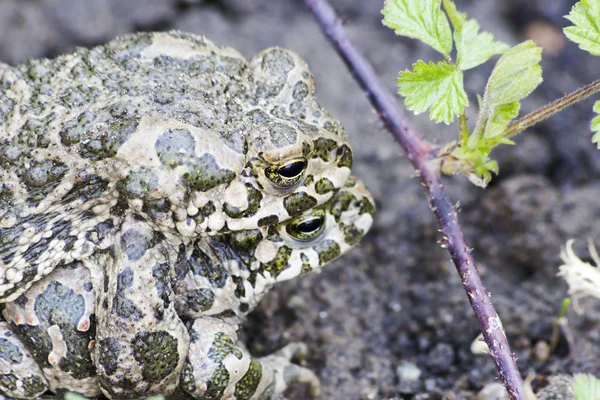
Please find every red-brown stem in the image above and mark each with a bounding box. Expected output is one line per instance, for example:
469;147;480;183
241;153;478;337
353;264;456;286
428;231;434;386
303;1;526;399
504;78;600;138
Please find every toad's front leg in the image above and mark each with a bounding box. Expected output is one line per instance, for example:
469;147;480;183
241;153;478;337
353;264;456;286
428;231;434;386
89;214;189;399
2;261;99;398
0;321;48;399
181;317;321;399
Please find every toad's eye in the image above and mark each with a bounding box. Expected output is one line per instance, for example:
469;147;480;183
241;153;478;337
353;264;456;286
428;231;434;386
265;159;307;189
286;212;326;242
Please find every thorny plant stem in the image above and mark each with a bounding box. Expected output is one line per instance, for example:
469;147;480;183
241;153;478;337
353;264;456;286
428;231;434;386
504;79;600;138
302;1;526;399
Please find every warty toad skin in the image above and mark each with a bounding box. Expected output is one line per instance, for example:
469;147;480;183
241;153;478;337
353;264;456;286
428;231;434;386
0;31;374;399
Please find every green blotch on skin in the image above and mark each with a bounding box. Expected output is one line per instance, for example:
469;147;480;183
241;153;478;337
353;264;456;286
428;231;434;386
283;192;317;217
341;223;364;246
262;50;295;76
184;153;236;192
202;363;230;399
234;358;263;400
21;375;47;397
219;129;246;154
0;373;18;391
359;197;376;216
189;248;228;288
194;200;216;224
314;240;341;265
227;229;264;263
233;275;246;299
186;288;215;312
0;373;46;398
208;332;234;363
200;201;216;216
119;169;159;199
327;191;355;222
0;338;23;364
58;85;100;108
255;50;295;99
81;118;139;160
21;160;68;206
262;246;292;278
98;338;120;376
232;347;243;359
21;159;67;190
257;215;278;227
323;120;341;135
315;177;335;195
300;253;312;275
152;262;172;309
212;310;237;319
303;174;314;187
112;295;144;322
180;360;196;394
132;331;179;381
293;80;309;100
224;185;263;218
337;144;353;169
120;230;151;261
312;138;337;162
155;128;195;168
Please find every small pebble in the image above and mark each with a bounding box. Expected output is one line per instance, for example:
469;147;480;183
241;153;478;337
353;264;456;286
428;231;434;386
477;382;509;400
533;340;551;362
471;333;490;355
396;361;421;382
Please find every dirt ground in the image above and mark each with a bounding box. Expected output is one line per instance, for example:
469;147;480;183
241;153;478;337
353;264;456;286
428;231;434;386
1;0;599;399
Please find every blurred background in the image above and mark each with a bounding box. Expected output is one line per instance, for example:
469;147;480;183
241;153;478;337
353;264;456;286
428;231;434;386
1;0;599;398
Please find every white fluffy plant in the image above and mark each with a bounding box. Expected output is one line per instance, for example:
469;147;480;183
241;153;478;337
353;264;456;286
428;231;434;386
558;240;600;313
557;239;600;400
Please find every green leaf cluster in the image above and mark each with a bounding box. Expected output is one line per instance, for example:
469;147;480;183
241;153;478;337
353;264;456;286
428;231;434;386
455;41;543;185
383;0;544;186
563;0;600;149
564;0;600;56
383;0;509;125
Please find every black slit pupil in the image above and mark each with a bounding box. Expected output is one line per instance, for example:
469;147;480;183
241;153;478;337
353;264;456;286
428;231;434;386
296;217;323;234
278;161;306;178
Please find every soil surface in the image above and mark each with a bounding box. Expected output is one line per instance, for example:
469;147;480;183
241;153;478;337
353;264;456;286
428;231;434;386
1;0;599;399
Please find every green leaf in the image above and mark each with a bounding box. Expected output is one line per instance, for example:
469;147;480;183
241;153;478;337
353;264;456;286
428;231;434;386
442;0;509;70
456;20;510;70
484;102;520;138
564;0;600;56
383;0;453;56
592;100;600;149
484;41;543;106
397;60;468;124
573;373;600;400
65;394;88;400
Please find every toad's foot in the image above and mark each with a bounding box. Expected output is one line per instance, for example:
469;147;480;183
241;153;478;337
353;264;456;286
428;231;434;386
259;342;321;398
182;318;321;399
0;321;48;399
